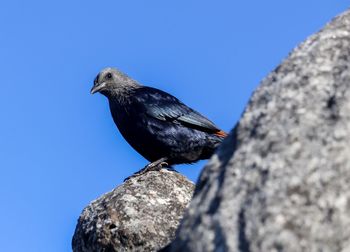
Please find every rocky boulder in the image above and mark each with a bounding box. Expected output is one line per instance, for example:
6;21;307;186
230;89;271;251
166;9;350;252
72;170;194;252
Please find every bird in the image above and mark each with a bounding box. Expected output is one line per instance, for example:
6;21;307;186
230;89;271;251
91;67;227;178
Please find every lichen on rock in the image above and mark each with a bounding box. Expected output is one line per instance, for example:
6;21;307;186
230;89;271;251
72;169;194;252
166;9;350;252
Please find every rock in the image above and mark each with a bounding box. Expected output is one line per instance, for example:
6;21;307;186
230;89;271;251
72;169;194;252
166;9;350;252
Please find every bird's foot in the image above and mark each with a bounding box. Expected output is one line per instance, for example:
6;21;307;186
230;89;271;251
124;158;169;182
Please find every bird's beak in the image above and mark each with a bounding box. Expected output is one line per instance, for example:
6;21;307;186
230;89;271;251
90;82;106;94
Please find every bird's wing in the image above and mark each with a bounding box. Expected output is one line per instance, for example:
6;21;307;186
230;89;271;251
134;87;224;134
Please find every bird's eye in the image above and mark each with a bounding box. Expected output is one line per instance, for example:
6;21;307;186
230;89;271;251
106;73;112;79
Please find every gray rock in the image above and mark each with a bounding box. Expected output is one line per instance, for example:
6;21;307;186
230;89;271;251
72;170;194;252
167;9;350;252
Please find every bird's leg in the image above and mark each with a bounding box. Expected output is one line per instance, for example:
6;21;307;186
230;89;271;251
124;157;169;181
145;157;169;170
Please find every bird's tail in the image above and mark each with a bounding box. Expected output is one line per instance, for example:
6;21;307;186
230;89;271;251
201;130;227;160
209;130;227;149
214;130;228;138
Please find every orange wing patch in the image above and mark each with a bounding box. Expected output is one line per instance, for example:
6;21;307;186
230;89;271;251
214;130;228;137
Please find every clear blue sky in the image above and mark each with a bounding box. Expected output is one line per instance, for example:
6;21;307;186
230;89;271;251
0;1;348;251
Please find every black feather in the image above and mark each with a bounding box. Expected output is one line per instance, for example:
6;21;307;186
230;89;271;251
93;68;226;166
135;87;220;133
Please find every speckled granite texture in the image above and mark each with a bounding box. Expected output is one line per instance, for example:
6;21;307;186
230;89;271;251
166;9;350;252
72;170;194;252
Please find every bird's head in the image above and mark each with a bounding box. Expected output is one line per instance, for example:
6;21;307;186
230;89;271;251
90;67;140;97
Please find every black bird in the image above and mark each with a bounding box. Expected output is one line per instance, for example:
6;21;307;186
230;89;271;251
91;67;227;176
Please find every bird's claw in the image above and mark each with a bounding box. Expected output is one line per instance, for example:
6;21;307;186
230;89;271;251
123;160;169;182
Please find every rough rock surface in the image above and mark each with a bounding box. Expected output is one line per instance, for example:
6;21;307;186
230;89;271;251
72;169;194;252
166;9;350;252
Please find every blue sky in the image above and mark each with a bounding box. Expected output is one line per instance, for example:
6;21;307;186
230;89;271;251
0;1;348;251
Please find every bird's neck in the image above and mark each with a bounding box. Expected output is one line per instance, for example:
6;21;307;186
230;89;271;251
106;84;140;105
